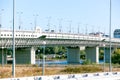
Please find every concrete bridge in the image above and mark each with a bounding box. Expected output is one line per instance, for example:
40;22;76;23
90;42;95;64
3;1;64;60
0;29;120;64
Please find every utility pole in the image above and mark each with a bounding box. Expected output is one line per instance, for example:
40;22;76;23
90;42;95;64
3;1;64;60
0;9;4;29
17;12;23;30
109;0;112;72
33;14;38;30
58;18;62;33
47;17;51;32
12;0;15;77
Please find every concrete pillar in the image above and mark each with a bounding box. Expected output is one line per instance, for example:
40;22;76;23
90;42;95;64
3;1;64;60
67;47;80;63
0;48;7;64
15;47;36;64
85;46;99;63
105;48;114;63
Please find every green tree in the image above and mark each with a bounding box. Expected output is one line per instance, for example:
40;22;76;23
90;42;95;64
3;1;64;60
112;49;120;64
99;49;104;60
53;46;59;55
80;50;86;60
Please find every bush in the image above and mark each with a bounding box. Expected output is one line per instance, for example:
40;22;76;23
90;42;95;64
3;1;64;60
82;59;91;65
61;65;102;74
112;53;120;64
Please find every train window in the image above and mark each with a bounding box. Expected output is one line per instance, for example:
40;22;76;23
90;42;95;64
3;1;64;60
1;34;3;36
4;34;6;36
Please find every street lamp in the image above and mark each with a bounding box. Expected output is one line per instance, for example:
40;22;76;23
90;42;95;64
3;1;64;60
2;47;4;67
42;41;46;75
0;9;4;29
109;0;112;72
33;14;38;30
12;0;15;77
101;39;106;72
17;12;23;30
37;49;40;66
103;44;106;72
0;9;4;66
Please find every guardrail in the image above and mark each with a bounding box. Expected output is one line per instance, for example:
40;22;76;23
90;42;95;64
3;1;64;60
0;72;120;80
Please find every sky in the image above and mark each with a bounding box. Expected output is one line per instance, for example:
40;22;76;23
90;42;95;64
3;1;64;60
0;0;120;36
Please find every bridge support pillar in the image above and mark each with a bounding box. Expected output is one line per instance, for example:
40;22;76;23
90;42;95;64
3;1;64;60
15;47;37;64
0;49;7;65
67;47;80;63
104;48;115;63
85;46;99;63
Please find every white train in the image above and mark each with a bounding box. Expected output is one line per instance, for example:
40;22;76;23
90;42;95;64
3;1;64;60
1;27;120;43
0;27;42;38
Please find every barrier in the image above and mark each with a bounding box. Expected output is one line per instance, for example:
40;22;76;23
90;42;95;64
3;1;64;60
0;72;120;80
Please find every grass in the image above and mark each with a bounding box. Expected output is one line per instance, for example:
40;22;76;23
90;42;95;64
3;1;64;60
0;64;120;78
61;65;102;74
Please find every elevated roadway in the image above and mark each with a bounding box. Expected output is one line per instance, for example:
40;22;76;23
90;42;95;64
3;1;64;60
0;29;120;64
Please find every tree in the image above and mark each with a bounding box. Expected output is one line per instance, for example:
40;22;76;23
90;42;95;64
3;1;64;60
80;50;86;60
99;49;104;60
112;49;120;64
53;46;59;54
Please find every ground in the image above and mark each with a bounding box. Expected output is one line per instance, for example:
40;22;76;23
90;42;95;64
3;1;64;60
0;64;120;78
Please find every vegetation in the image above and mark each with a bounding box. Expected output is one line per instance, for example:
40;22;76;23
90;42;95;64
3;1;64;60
35;46;67;59
99;49;104;60
112;49;120;64
0;65;102;78
61;65;102;74
99;48;120;64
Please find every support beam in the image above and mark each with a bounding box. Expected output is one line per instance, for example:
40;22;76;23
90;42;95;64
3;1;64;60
67;47;80;64
85;46;99;63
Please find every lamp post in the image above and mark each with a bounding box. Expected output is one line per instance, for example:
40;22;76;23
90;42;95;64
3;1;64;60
2;47;4;67
42;41;46;75
0;9;4;29
37;49;40;66
103;44;106;72
101;39;106;72
12;0;15;77
33;14;38;30
0;9;4;67
17;12;23;30
109;0;112;72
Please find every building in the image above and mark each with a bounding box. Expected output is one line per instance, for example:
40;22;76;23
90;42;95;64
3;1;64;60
114;29;120;38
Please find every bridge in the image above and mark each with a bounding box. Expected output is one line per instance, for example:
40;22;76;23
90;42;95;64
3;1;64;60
0;28;120;64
